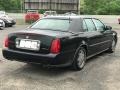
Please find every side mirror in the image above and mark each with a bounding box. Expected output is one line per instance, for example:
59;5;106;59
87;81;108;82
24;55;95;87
105;26;112;30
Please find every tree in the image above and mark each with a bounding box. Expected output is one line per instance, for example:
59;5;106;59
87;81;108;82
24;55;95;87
0;0;21;11
83;0;120;15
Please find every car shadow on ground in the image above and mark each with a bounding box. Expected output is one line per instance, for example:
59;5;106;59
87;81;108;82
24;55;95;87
8;51;117;77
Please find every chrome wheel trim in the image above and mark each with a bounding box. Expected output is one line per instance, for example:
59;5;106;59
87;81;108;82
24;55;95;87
77;49;86;68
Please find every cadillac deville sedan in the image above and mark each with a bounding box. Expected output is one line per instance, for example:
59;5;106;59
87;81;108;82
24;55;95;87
2;16;117;70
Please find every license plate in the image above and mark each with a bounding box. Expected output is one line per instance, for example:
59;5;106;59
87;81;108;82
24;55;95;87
16;39;40;51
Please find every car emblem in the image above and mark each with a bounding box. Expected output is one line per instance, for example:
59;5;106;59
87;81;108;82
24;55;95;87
26;36;29;39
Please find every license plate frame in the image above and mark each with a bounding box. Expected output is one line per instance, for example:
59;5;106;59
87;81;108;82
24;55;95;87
16;38;40;51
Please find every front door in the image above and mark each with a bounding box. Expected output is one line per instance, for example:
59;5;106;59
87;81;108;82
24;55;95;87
92;19;113;51
83;19;105;56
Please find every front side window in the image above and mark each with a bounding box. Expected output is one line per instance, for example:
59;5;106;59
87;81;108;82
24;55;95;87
84;19;96;32
92;19;105;31
31;19;70;31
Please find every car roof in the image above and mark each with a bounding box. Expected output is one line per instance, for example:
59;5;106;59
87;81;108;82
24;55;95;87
43;15;95;20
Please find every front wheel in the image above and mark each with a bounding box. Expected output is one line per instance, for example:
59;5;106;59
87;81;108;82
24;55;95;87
0;26;4;30
72;47;86;70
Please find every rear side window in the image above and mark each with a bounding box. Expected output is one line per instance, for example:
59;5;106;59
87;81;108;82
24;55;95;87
92;19;105;31
84;19;96;32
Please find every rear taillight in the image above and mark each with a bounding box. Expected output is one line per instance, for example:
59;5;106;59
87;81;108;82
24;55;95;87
4;37;9;47
50;39;61;54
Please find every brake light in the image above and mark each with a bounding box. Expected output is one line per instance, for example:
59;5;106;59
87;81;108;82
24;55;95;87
4;37;9;47
50;39;61;54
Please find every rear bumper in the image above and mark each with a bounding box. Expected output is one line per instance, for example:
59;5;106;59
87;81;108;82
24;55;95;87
2;49;74;67
6;22;16;25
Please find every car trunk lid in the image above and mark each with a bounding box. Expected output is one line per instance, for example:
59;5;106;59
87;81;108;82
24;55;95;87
8;29;73;54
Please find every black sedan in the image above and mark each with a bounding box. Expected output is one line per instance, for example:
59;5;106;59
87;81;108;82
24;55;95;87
2;16;117;70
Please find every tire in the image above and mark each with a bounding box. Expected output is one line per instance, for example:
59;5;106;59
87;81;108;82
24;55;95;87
0;20;5;30
72;47;87;70
107;38;117;53
9;25;13;27
0;24;5;30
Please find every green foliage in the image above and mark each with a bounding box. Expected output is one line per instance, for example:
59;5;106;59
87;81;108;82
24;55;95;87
83;0;120;15
0;0;21;11
39;9;45;14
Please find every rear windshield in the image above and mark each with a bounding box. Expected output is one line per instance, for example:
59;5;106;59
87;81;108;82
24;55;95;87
30;19;70;31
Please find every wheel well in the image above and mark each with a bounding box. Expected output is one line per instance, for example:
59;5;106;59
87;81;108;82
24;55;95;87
81;45;88;56
72;44;88;64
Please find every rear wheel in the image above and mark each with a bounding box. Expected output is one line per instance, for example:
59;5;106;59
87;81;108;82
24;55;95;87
107;38;116;53
72;47;86;70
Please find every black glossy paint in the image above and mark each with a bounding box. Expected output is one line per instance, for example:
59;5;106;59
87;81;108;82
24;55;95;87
2;16;118;67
